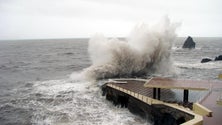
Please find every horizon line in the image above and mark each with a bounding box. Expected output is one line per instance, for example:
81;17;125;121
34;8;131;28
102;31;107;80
1;36;222;41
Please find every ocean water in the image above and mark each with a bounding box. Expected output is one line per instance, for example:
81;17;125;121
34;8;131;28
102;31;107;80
0;37;221;125
172;37;222;80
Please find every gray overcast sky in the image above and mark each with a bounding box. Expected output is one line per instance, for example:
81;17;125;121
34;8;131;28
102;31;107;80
0;0;222;40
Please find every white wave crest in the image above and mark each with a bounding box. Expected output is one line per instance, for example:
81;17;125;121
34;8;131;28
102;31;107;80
84;17;179;80
29;76;147;125
175;61;222;70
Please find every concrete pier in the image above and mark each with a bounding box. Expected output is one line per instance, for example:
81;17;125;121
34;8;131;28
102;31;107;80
101;78;222;125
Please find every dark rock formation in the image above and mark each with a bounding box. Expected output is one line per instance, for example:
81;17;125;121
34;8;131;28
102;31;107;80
182;36;196;49
201;58;212;63
201;55;222;63
215;55;222;61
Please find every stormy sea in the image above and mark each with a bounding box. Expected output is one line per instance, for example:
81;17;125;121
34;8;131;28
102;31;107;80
0;19;222;125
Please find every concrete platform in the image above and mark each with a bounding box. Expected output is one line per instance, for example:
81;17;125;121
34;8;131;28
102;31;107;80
103;77;222;125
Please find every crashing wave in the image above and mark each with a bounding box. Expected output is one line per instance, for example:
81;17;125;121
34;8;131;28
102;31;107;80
83;17;179;80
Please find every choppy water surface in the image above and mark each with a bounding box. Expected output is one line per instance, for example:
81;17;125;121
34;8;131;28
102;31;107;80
0;37;221;125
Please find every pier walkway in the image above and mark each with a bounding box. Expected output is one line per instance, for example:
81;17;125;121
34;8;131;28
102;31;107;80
103;77;222;125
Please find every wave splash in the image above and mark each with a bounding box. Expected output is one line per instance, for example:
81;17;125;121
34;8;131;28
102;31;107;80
83;17;179;80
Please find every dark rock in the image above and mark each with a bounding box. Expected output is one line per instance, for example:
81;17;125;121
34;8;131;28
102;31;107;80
182;36;196;49
201;58;212;63
215;55;222;61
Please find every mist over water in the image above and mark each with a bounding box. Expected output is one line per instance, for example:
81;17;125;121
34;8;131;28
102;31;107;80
83;17;179;80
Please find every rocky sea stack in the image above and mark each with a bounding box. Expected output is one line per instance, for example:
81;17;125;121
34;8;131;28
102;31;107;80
182;36;196;49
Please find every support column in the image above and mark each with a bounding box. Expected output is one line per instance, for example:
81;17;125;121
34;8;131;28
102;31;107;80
153;88;156;99
183;89;189;103
157;88;161;100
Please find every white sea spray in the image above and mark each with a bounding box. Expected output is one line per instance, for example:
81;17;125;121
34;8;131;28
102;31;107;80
83;17;179;80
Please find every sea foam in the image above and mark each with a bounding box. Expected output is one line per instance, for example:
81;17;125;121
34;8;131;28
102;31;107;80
83;17;179;80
